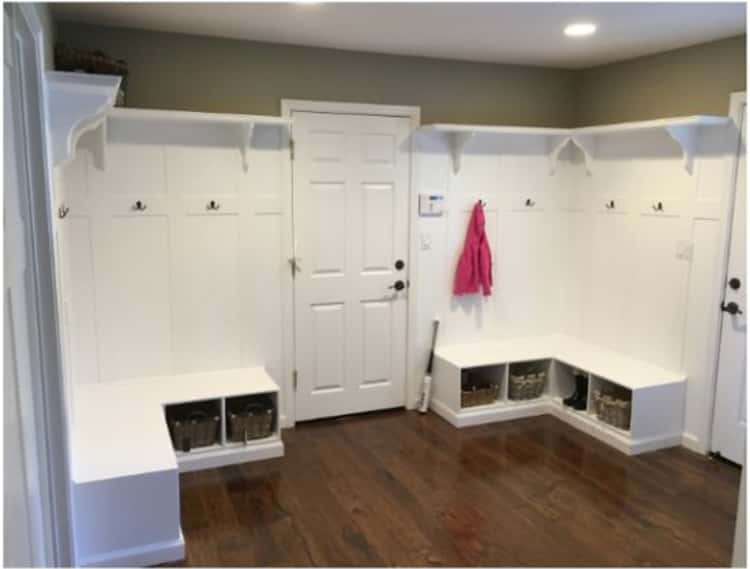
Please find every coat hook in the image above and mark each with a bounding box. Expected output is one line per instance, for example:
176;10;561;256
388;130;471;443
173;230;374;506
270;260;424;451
652;201;664;212
525;198;535;207
132;200;147;212
58;204;70;219
478;199;487;208
207;200;221;211
605;200;615;210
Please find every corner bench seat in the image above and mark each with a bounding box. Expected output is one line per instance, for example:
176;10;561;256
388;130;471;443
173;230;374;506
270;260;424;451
431;334;687;455
70;367;283;567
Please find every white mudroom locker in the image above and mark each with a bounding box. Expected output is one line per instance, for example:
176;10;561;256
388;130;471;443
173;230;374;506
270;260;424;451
46;68;744;566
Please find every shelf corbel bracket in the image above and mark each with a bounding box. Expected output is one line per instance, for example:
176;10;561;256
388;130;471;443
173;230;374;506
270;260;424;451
447;131;474;174
664;124;697;175
46;71;121;170
548;135;572;175
569;134;596;175
240;122;256;172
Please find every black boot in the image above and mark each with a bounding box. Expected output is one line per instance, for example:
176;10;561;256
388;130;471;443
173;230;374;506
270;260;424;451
570;374;588;410
564;374;588;409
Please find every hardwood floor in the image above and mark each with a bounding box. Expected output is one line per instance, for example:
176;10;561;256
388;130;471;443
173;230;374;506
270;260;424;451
172;410;740;566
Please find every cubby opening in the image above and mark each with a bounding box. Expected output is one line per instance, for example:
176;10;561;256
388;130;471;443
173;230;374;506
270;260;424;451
549;361;589;412
590;376;632;432
225;393;277;443
460;365;505;407
165;399;221;453
508;359;549;401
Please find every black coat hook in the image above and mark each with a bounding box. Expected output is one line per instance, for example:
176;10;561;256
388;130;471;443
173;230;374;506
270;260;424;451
207;200;221;211
605;200;615;210
525;198;535;207
652;201;664;212
132;200;147;212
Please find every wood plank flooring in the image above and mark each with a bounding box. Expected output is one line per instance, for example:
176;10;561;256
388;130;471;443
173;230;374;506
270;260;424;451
172;410;740;566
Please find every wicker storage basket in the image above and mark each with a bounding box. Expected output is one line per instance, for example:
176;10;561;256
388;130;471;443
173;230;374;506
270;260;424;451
592;389;631;430
169;411;220;452
461;383;501;407
227;403;274;443
508;372;546;401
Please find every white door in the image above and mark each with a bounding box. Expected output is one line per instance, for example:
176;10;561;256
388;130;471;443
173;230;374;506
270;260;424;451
712;96;747;465
292;111;411;421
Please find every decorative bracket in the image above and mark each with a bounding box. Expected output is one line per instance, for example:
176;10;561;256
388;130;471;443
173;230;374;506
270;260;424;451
239;122;256;172
548;135;571;175
447;131;475;174
664;124;698;174
45;71;121;169
568;134;597;175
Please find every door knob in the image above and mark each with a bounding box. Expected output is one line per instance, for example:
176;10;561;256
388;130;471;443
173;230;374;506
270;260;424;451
395;259;405;270
721;301;743;315
388;280;405;291
729;277;742;290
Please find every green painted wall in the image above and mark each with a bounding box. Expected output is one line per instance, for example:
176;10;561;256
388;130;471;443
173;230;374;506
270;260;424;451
54;22;746;128
574;35;746;126
54;22;576;127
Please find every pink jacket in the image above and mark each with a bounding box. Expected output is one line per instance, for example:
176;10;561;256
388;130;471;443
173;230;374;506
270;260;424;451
453;201;493;296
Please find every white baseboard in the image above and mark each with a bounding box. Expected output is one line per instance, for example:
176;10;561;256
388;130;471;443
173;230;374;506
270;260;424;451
433;396;683;456
79;532;185;567
681;432;708;454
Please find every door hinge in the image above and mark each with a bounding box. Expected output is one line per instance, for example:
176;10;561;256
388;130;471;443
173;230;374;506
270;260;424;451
293;370;298;391
290;138;295;160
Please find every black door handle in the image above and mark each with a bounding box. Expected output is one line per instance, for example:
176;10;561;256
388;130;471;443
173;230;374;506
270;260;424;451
388;280;405;291
721;301;744;315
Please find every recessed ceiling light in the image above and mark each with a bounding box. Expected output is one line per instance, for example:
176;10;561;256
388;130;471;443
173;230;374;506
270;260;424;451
564;22;597;38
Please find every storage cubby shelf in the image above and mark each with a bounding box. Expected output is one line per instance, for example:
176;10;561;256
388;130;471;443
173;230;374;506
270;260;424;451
72;366;283;482
430;334;686;455
421;115;731;175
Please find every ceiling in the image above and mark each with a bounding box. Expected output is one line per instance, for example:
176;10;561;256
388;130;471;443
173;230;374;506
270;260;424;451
51;2;746;69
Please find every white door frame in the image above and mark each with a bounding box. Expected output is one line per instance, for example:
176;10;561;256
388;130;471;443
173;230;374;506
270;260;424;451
6;3;73;564
280;99;421;427
705;91;747;454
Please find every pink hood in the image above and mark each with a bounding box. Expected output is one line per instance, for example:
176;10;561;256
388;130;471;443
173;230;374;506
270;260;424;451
453;201;493;296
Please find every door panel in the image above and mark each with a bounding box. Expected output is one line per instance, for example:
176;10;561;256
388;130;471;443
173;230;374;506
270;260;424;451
293;111;411;421
712;99;747;464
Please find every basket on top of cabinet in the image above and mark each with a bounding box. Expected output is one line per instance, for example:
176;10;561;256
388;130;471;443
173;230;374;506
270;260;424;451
508;360;547;401
166;399;221;453
226;394;276;443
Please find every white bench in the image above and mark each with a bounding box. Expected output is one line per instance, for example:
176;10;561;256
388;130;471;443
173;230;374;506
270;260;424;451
431;335;686;455
70;367;283;567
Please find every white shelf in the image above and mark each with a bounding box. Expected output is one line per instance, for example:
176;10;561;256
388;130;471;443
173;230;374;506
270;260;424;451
45;71;122;168
420;115;731;175
176;435;283;473
107;107;291;171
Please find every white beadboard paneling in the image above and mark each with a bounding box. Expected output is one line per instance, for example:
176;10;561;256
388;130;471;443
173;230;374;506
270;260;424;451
102;215;173;381
172;214;242;373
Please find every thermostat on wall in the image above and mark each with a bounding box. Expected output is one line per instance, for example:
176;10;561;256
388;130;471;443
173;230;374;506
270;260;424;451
419;194;445;217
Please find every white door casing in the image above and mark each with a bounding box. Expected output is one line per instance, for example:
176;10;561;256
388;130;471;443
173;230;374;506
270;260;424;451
291;109;413;421
711;93;747;465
